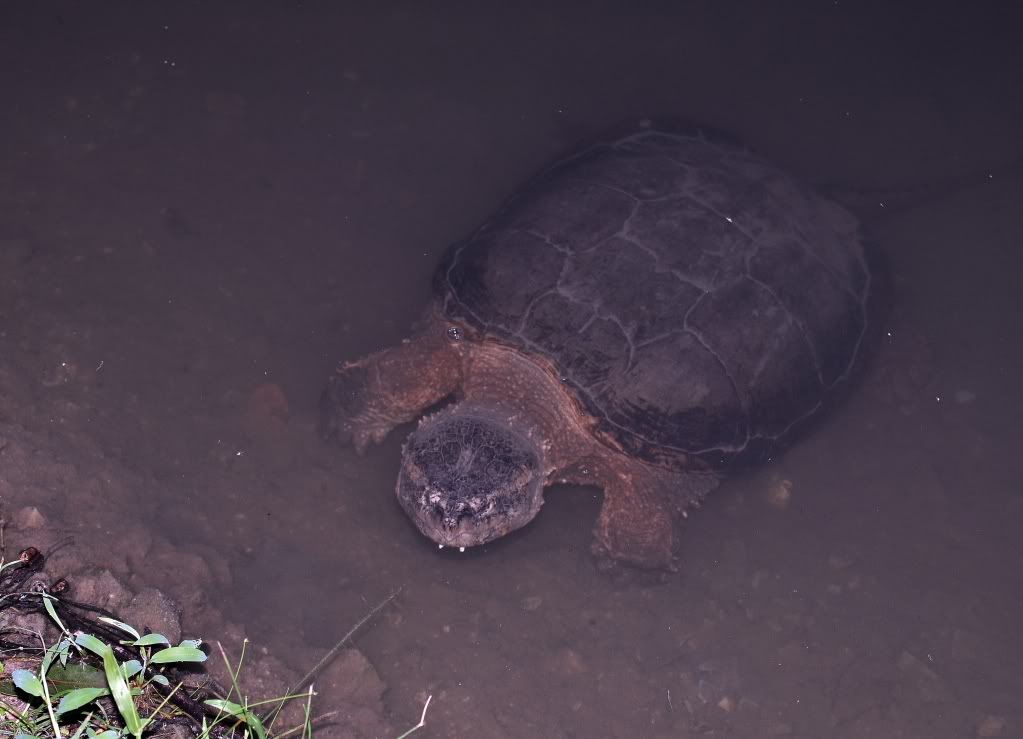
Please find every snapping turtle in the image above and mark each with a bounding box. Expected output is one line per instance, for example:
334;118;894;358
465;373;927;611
321;120;877;569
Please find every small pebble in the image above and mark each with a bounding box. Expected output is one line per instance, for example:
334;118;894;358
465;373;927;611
977;714;1006;737
767;478;793;509
955;389;976;404
14;506;46;529
521;595;543;611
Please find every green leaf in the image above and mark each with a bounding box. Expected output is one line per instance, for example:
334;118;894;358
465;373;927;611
151;674;170;687
74;633;108;657
55;688;110;716
120;660;143;680
45;662;107;697
206;698;245;716
42;595;67;635
151;646;207;664
97;617;140;641
12;669;43;698
15;733;41;739
57;638;72;667
205;699;266;739
74;632;145;737
104;655;144;736
178;638;203;650
41;644;58;674
245;711;269;739
132;634;169;648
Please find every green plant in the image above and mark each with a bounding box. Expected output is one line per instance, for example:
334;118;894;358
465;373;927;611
5;593;207;739
0;590;432;739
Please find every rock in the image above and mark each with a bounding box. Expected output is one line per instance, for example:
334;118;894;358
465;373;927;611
128;541;229;616
954;389;976;404
896;649;951;703
239;382;297;466
12;505;46;529
125;587;182;645
766;477;793;510
1;609;48;641
520;595;543;611
319;647;388;710
71;569;132;613
977;715;1007;737
548;647;587;676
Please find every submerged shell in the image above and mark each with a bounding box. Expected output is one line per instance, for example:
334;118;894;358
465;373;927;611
436;122;874;468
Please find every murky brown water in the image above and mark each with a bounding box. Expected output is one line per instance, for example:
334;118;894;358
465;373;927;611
2;3;1021;737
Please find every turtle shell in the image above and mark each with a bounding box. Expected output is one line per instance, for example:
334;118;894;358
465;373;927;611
435;122;875;468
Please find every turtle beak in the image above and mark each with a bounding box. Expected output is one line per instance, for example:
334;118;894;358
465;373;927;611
441;501;474;530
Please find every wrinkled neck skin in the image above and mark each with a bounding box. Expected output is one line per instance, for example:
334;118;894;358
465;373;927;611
397;398;549;549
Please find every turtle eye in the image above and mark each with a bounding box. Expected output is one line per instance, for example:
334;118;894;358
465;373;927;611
446;326;464;341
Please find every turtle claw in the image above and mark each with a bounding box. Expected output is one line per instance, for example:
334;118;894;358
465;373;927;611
591;538;676;582
592;505;677;571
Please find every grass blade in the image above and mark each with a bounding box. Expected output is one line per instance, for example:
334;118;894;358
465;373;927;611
96;618;140;640
74;632;145;737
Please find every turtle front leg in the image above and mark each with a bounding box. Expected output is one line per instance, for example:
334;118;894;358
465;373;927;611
320;318;464;454
560;460;718;570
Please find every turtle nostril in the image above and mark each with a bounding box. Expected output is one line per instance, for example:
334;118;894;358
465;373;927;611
443;514;461;528
440;503;477;529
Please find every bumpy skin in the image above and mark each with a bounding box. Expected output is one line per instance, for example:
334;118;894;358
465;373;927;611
319;315;464;454
323;313;717;569
322;121;875;569
397;403;546;550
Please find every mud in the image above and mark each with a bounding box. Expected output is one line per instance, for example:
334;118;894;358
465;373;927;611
1;3;1021;737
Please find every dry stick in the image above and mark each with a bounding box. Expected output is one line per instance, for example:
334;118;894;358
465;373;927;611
394;695;432;739
261;587;402;726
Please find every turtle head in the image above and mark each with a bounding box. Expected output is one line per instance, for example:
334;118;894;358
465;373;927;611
397;404;545;550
